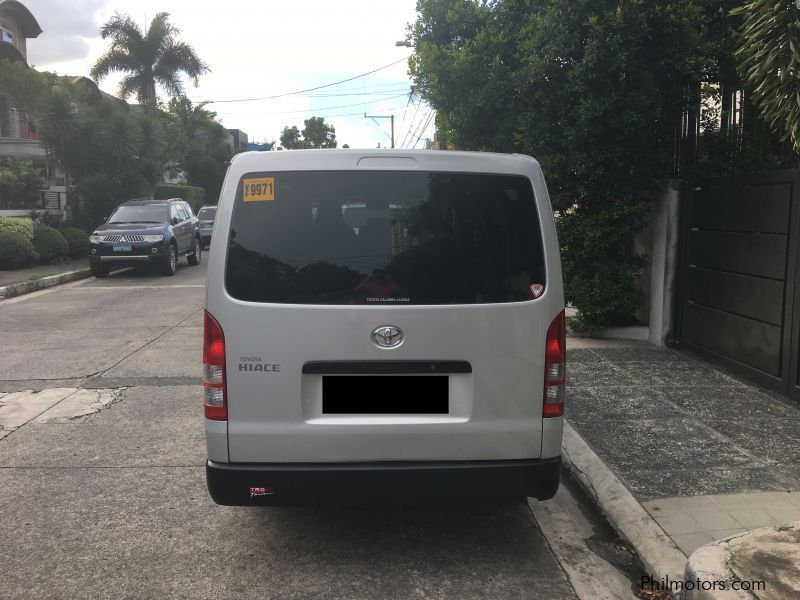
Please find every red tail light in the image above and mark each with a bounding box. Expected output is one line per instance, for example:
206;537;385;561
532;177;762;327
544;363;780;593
203;310;227;420
543;310;565;418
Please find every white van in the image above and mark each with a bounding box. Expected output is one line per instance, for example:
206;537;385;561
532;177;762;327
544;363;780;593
203;149;565;505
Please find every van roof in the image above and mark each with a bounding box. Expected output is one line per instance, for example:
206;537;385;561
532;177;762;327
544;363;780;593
228;148;541;175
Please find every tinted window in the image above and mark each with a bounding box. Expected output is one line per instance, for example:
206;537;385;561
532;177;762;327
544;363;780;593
108;204;168;224
225;171;546;305
198;207;217;220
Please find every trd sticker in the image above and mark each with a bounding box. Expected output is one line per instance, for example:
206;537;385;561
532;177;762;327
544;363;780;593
243;177;275;202
530;283;545;298
249;486;275;498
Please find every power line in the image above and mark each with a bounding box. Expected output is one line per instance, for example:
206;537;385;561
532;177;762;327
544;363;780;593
215;103;411;123
199;57;411;104
412;111;436;149
403;108;431;149
400;99;423;149
306;86;411;98
216;94;409;117
189;82;411;104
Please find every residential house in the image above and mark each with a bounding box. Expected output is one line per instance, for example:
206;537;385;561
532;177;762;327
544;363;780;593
0;0;66;218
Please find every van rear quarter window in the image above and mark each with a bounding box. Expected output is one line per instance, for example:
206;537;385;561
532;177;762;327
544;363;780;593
225;170;546;305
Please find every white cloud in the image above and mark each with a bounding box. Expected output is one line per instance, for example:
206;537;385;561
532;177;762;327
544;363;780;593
23;0;107;65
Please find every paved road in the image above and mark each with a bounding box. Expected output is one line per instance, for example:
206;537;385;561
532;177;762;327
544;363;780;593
0;258;631;599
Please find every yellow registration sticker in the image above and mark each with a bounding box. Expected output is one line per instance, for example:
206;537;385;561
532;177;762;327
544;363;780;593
243;177;275;202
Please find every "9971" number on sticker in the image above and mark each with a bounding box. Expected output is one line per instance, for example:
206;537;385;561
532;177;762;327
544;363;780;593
243;177;275;202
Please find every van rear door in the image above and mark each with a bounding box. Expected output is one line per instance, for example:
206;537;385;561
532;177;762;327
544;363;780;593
214;165;560;464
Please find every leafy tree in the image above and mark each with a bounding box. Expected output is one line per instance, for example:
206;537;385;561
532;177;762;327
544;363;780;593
280;118;337;149
280;125;302;149
0;59;53;111
732;0;800;152
0;159;44;208
164;96;233;201
410;0;760;330
91;12;208;106
302;116;337;148
165;96;215;168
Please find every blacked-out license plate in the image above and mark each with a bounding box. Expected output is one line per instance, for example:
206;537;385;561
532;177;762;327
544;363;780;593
322;375;448;414
112;244;132;252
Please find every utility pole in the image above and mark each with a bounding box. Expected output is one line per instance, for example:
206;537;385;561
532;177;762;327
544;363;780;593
364;113;395;148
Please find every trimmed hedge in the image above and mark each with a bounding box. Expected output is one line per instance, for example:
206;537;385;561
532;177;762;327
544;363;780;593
0;230;39;269
0;217;34;242
59;227;89;258
32;225;68;263
153;183;206;213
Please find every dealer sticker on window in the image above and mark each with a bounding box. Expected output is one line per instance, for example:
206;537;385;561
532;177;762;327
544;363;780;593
243;177;275;202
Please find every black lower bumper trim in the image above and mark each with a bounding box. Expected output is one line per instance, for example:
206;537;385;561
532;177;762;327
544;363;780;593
206;457;561;506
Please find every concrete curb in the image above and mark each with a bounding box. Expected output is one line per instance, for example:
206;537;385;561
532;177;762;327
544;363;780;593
683;521;800;600
0;268;91;300
561;421;687;583
683;541;753;600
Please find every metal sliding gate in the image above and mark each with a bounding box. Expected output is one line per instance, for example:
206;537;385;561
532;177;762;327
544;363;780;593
676;169;800;400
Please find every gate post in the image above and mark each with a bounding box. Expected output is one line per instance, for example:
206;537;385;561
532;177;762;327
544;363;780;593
648;179;683;346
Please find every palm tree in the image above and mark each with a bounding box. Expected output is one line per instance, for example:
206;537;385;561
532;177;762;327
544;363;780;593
90;12;208;107
38;86;80;190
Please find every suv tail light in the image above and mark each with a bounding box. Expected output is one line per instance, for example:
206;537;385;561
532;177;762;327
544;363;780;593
203;310;227;420
543;309;565;418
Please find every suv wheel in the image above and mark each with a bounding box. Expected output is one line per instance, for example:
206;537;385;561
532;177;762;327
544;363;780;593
90;261;109;278
187;237;202;266
161;245;178;276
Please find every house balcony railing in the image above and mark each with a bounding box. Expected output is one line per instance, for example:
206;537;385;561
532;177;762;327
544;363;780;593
0;190;65;210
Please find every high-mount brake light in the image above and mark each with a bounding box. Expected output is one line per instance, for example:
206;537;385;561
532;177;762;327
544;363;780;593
543;310;565;418
203;310;227;420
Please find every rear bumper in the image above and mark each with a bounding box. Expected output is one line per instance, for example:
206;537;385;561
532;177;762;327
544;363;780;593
206;457;561;506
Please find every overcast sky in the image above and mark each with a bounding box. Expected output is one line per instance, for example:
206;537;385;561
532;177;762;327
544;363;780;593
22;0;434;149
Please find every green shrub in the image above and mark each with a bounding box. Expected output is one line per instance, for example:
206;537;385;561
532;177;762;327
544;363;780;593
153;183;206;213
0;217;34;242
32;225;68;263
59;226;89;258
76;173;121;229
0;230;39;269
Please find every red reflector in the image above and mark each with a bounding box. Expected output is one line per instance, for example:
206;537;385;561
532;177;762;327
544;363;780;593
203;310;227;421
543;310;566;418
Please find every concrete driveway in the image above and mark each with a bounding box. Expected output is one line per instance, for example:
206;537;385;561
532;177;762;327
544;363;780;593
0;259;592;599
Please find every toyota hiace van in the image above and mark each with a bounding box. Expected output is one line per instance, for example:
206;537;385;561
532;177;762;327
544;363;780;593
203;149;565;505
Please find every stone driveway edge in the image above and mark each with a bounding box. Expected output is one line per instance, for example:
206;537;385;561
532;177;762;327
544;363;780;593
0;268;91;299
683;521;800;600
562;420;688;582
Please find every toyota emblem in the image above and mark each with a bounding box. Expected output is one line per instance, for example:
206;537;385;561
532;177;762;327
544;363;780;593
372;326;403;348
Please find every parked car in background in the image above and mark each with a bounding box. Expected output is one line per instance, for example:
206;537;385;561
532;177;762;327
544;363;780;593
88;198;202;278
197;205;217;248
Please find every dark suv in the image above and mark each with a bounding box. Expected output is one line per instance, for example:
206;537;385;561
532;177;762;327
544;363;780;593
88;198;202;278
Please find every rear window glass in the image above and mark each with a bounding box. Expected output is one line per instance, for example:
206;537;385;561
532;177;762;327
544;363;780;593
225;171;546;305
198;207;217;220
